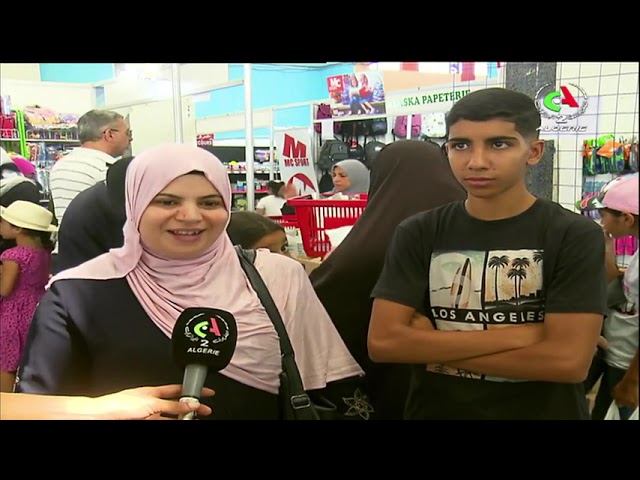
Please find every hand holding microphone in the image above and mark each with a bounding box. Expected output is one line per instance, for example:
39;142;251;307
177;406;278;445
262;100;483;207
171;307;238;420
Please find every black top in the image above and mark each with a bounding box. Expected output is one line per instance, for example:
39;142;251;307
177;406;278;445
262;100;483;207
15;277;279;419
371;198;607;420
54;182;125;273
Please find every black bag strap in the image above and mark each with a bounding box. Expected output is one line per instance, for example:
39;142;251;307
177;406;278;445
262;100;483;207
234;245;318;420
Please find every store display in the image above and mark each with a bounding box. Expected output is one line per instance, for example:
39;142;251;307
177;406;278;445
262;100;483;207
0;104;82;207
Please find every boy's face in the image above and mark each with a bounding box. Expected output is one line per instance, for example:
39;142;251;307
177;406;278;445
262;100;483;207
445;119;544;199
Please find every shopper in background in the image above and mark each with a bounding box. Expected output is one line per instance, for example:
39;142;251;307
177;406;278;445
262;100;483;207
0;148;42;257
15;143;364;419
581;173;638;419
368;88;607;420
49;109;132;274
10;154;41;188
255;180;286;217
1;385;214;420
55;157;133;272
309;140;467;419
227;211;290;256
326;159;370;197
0;201;57;392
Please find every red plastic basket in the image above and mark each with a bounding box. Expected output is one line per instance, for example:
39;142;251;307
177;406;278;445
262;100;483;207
287;197;367;258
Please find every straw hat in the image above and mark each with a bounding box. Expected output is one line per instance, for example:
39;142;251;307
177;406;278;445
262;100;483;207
0;200;58;233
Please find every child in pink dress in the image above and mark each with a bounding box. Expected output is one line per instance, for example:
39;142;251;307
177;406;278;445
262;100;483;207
0;200;57;391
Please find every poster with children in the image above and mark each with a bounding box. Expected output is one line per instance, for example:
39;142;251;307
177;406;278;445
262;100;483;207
326;71;386;118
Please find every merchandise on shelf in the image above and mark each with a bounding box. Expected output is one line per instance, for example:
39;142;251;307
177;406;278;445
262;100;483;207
224;161;280;175
22;105;80;141
0;111;19;140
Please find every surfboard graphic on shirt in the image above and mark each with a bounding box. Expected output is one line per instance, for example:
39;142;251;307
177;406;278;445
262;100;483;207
450;257;472;309
427;249;545;382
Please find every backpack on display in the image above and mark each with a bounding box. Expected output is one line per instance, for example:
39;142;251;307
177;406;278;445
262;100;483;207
421;112;447;138
314;103;341;135
348;140;365;162
364;141;386;169
358;118;388;137
317;139;349;171
392;114;421;139
340;122;365;162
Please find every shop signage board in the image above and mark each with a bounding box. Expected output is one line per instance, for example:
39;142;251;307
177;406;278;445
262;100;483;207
275;128;319;196
386;79;503;115
196;133;214;146
326;71;387;118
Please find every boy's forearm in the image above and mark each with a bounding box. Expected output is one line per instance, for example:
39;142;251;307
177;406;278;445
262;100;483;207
447;337;593;383
370;322;540;365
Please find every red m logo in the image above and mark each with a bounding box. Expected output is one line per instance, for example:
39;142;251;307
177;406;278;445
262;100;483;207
283;134;306;158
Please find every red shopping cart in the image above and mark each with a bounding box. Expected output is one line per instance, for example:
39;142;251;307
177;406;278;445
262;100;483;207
286;196;368;258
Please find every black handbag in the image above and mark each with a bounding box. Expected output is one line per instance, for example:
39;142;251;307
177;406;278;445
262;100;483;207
235;246;338;420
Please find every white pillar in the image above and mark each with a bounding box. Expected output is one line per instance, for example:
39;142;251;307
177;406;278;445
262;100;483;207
268;107;275;181
171;63;183;143
244;63;255;211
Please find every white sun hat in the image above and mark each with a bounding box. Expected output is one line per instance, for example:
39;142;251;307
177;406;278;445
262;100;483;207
0;200;58;233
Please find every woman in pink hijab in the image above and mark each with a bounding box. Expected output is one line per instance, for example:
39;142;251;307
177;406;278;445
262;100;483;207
15;143;364;419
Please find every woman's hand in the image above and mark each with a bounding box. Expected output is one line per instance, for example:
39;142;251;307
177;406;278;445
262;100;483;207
90;384;215;420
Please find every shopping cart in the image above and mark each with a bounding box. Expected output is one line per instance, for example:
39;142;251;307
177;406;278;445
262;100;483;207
286;196;368;258
268;215;299;229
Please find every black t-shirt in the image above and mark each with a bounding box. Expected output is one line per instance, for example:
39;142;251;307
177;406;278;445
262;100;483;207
54;182;125;273
371;198;607;420
15;278;279;420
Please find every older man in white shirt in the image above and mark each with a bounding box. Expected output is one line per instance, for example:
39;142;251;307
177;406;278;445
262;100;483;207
49;109;132;272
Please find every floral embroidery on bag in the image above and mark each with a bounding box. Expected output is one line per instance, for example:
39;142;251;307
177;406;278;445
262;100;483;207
343;388;374;420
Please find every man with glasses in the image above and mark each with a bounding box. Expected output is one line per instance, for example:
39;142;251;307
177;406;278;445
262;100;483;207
49;109;132;273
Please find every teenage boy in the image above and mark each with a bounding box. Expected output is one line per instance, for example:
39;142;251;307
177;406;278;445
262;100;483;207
581;173;638;419
368;87;607;420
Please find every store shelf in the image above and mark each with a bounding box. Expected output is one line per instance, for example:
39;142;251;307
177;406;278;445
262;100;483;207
232;189;269;195
0;129;20;141
26;138;80;144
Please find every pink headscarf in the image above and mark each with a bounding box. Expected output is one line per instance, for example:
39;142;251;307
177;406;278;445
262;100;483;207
11;155;36;176
50;143;264;338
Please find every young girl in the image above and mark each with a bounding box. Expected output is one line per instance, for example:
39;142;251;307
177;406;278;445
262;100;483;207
0;200;57;392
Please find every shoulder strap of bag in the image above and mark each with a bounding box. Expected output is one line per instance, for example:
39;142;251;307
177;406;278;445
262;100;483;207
234;245;318;420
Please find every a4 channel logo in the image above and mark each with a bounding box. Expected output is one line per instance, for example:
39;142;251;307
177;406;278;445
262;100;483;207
535;83;589;132
185;312;230;353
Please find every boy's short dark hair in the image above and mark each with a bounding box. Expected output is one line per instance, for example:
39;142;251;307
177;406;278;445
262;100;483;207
446;88;542;140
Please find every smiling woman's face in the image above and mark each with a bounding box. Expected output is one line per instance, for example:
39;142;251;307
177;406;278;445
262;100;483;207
138;173;229;260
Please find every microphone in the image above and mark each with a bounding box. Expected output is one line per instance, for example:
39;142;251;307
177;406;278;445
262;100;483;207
171;307;238;420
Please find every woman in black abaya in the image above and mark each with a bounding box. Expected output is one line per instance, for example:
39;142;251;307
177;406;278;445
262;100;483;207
309;140;467;420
